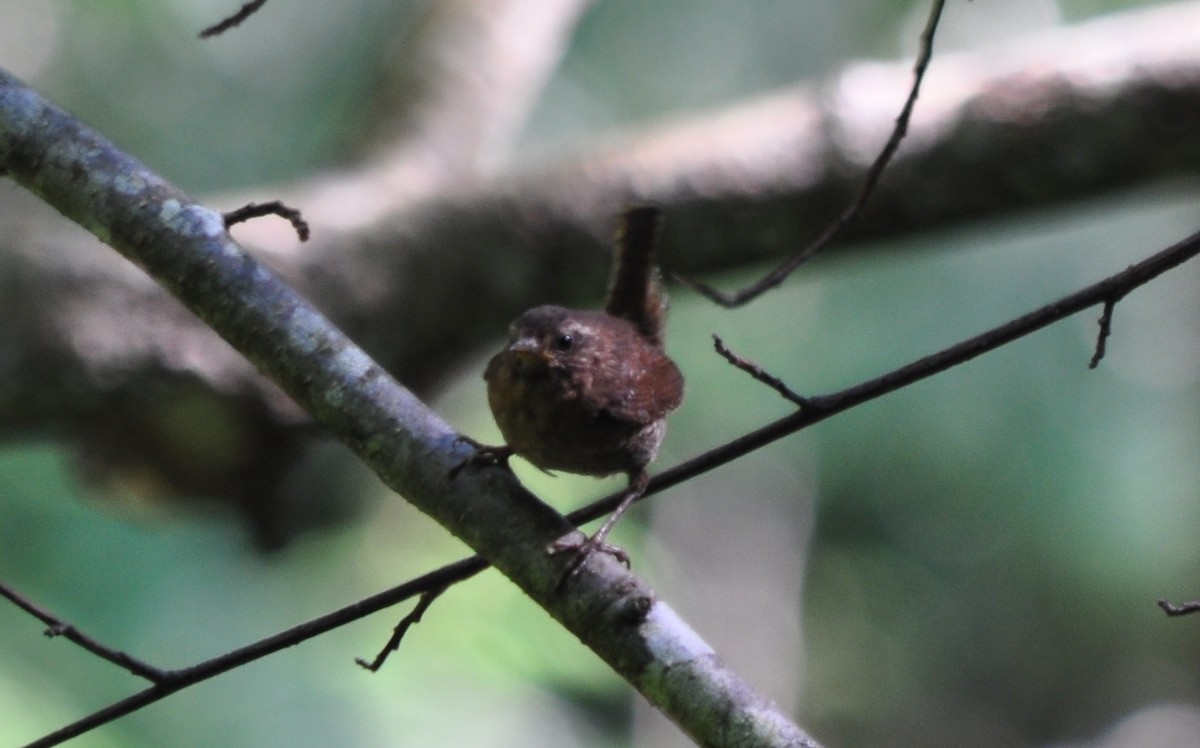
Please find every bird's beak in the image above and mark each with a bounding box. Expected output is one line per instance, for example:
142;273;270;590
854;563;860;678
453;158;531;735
507;336;546;360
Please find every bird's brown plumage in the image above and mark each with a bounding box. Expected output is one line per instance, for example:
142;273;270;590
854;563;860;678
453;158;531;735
468;205;683;588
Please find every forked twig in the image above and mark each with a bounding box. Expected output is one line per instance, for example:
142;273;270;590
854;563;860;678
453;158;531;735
675;0;947;307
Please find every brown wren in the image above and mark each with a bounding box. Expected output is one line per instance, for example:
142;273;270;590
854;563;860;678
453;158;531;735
464;206;684;585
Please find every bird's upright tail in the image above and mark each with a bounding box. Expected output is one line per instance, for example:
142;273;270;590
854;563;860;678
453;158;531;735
605;205;668;346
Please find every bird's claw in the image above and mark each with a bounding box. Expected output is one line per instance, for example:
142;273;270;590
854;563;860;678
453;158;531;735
447;437;514;479
548;532;631;566
547;531;631;593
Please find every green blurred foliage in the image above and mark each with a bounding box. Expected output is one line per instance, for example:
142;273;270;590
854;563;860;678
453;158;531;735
796;188;1200;746
23;0;407;191
3;1;1200;747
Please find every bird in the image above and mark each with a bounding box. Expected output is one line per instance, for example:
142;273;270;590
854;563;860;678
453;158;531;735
459;205;684;588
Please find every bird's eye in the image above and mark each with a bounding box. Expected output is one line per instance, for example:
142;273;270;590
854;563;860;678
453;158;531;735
553;333;574;351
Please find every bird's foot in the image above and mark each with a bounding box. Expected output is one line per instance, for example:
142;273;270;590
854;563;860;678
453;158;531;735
447;437;514;479
547;531;631;593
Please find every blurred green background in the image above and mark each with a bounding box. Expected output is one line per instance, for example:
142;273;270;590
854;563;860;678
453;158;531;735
3;1;1200;746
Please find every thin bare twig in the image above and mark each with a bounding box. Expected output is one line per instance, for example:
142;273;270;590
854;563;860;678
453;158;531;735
675;0;947;307
223;200;310;241
355;585;449;672
1088;296;1119;369
199;0;270;39
712;334;811;408
0;581;170;683
1158;598;1200;616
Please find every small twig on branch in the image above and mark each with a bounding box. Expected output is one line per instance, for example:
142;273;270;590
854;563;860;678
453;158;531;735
675;0;947;308
355;585;449;672
1158;598;1200;616
222;200;310;241
1088;296;1120;369
17;556;488;748
199;0;270;39
0;580;170;683
712;334;811;408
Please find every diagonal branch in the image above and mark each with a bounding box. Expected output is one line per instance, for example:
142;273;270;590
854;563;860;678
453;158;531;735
6;3;1200;742
14;556;489;748
0;68;818;748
